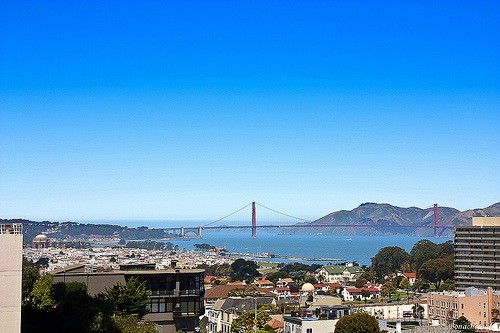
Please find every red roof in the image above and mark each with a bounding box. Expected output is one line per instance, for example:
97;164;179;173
327;283;342;288
403;272;417;279
346;287;379;293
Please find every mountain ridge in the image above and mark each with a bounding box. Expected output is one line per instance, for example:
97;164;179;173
301;202;500;236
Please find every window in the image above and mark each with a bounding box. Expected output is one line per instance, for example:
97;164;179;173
180;275;203;295
146;275;175;295
179;297;202;314
149;298;166;313
306;329;312;333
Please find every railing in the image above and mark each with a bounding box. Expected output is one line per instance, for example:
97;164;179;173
0;223;22;234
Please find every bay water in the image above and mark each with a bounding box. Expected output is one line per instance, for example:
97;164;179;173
90;220;452;266
168;230;452;266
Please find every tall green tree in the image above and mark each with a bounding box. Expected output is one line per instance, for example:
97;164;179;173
335;313;381;333
52;281;99;332
371;246;410;279
31;274;56;310
418;256;453;288
230;259;261;283
22;258;40;304
104;277;150;319
380;281;397;299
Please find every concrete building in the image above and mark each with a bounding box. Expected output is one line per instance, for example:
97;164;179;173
283;306;350;333
454;217;500;291
358;303;428;321
0;223;23;333
427;287;500;330
51;263;204;333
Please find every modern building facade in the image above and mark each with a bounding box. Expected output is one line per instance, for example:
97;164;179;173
51;264;205;333
427;287;500;329
0;223;23;333
454;217;500;291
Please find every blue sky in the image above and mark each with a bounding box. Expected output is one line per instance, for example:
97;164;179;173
1;1;499;222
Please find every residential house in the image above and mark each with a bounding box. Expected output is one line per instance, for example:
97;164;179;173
253;277;274;289
51;264;204;333
341;286;380;301
276;278;295;288
204;284;276;311
315;263;364;284
397;272;417;286
206;297;276;333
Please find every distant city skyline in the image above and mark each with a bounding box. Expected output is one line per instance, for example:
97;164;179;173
1;1;499;221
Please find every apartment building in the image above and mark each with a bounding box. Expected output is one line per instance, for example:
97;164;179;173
0;223;23;333
455;217;500;291
427;287;500;329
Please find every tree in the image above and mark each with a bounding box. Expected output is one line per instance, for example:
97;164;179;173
439;279;455;291
410;239;437;271
113;315;157;333
359;270;377;284
410;240;454;272
371;247;410;279
194;243;216;251
411;279;426;292
32;274;56;310
454;316;476;333
231;310;270;333
230;259;261;283
266;271;289;285
104;277;150;319
22;258;40;303
412;304;424;320
399;277;410;291
418;256;453;288
51;281;99;332
380;281;396;299
304;276;318;285
25;278;102;333
355;276;368;288
334;313;381;333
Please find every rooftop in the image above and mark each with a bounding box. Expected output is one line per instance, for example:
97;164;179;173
0;223;22;235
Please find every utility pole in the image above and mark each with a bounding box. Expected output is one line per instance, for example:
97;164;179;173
254;297;257;333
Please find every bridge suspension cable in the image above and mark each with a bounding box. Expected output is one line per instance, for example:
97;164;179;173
203;202;253;227
255;202;311;223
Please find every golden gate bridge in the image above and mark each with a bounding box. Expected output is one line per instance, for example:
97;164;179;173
164;202;452;238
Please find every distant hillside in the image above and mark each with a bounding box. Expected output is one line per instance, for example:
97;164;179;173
0;218;175;245
3;202;499;241
294;202;500;236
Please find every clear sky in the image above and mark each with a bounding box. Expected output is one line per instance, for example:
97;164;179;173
1;1;499;222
